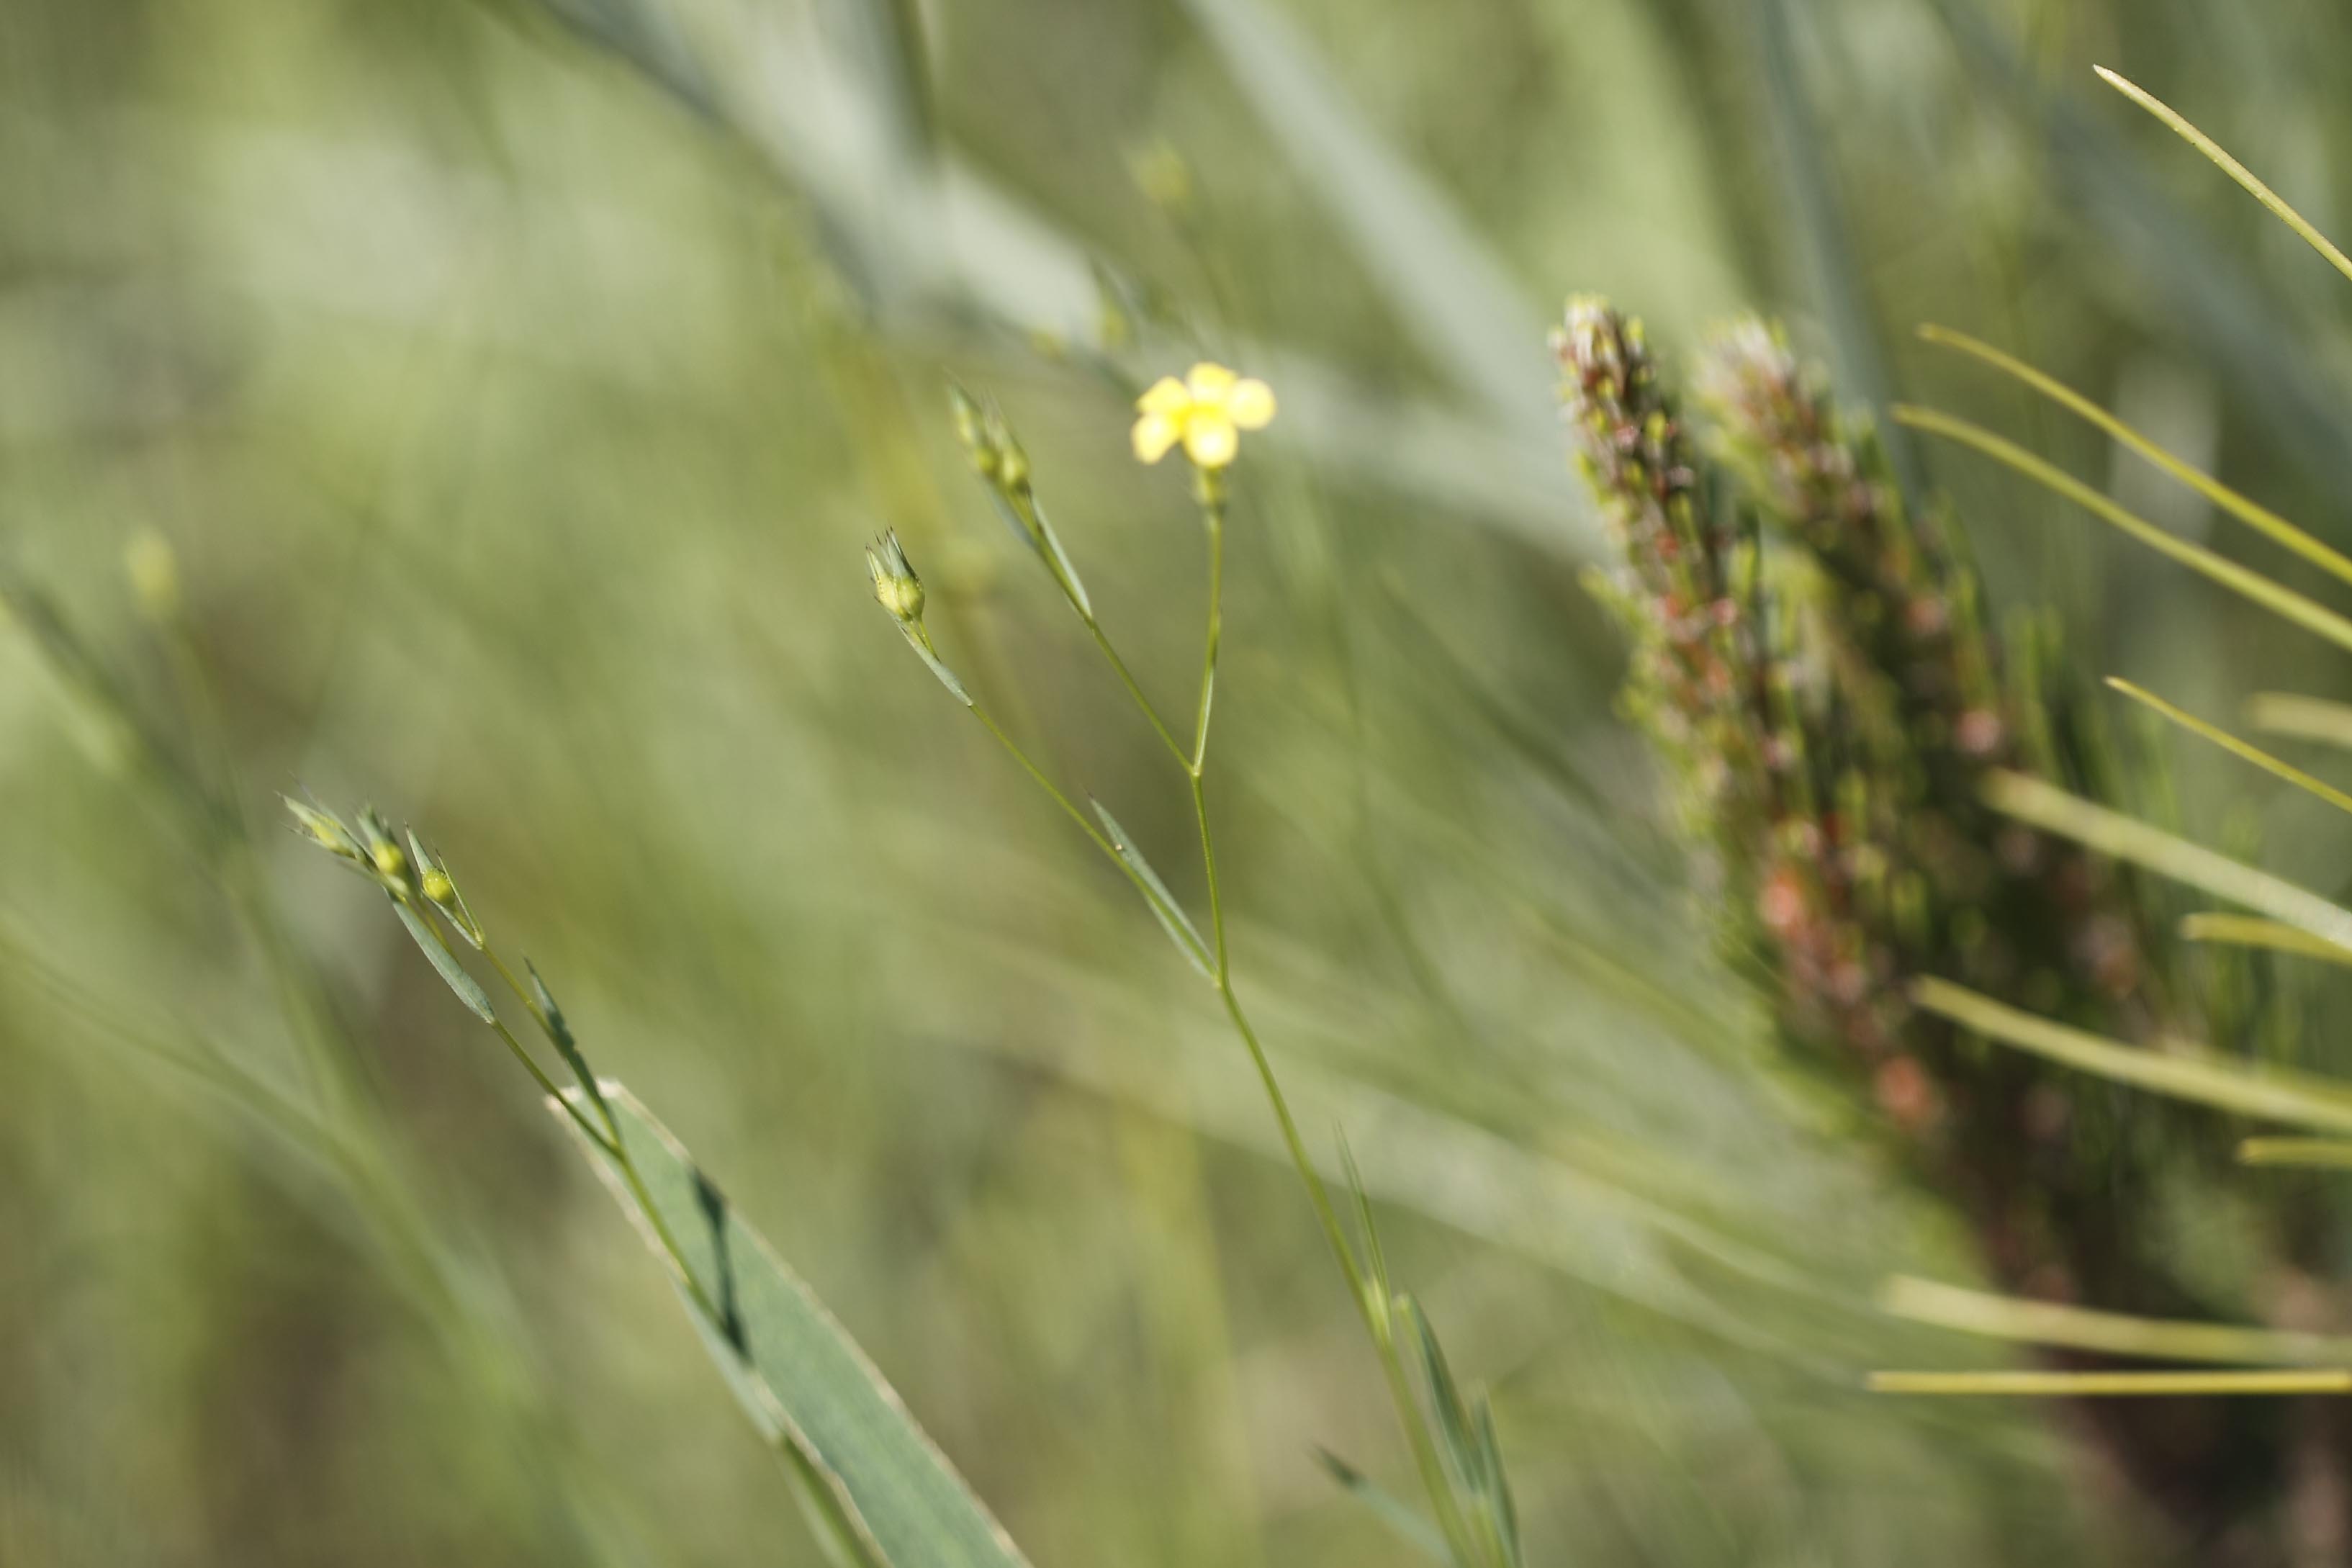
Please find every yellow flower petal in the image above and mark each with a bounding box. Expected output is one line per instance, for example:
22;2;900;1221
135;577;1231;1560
1132;412;1181;463
1225;378;1275;430
1181;413;1238;468
1137;376;1191;416
1184;362;1238;405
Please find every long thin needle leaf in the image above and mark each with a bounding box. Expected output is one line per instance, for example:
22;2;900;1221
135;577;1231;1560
1919;325;2352;589
2242;1137;2352;1171
1872;1369;2352;1396
2181;913;2352;968
1896;405;2352;657
1983;770;2352;952
2107;677;2352;816
2094;66;2352;287
2248;693;2352;749
1913;976;2352;1134
1879;1274;2352;1365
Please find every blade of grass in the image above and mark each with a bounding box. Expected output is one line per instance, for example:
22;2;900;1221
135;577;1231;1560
1983;770;2352;952
2107;677;2352;816
559;1083;1032;1568
2094;66;2352;287
2181;913;2352;968
1919;325;2352;590
1878;1274;2352;1365
2248;693;2352;749
1912;975;2352;1134
1871;1369;2352;1396
1924;1;2352;508
1896;405;2352;658
2241;1138;2352;1171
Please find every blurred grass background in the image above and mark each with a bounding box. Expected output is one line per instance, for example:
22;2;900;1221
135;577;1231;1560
9;0;2352;1562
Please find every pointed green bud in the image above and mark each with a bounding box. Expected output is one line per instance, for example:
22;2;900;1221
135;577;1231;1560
355;805;415;898
947;385;999;479
407;829;483;948
865;530;926;626
284;794;366;865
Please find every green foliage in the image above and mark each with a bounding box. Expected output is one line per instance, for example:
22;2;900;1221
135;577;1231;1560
565;1086;1033;1568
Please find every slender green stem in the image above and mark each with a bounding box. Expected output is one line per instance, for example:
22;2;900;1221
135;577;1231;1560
1083;613;1189;766
1172;483;1484;1565
979;463;1488;1563
970;703;1121;860
1191;499;1226;770
464;934;734;1331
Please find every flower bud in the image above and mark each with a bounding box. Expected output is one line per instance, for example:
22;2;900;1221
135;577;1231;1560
865;530;927;626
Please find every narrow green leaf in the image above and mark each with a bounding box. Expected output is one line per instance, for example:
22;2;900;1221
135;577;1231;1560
1983;770;2352;952
2248;692;2352;749
1920;325;2352;590
1472;1397;1522;1568
899;626;972;707
2181;913;2352;968
1878;1274;2352;1366
1312;1450;1450;1564
1924;1;2352;508
1897;405;2352;658
1087;798;1214;980
2241;1137;2352;1171
1335;1125;1387;1297
1913;976;2352;1135
1872;1369;2352;1396
528;959;611;1128
393;901;497;1024
2107;677;2352;816
559;1085;1034;1568
2094;66;2352;287
1400;1295;1478;1490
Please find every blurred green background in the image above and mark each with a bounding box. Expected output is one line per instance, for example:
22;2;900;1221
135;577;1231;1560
9;0;2352;1562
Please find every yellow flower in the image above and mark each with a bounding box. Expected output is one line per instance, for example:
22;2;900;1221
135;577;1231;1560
1131;362;1275;469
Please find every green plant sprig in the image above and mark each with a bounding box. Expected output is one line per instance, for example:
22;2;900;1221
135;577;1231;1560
278;798;751;1331
900;371;1520;1567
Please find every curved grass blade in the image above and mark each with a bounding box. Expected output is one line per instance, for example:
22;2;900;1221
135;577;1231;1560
1919;325;2352;590
1983;770;2352;952
2107;677;2352;816
2094;66;2352;287
1878;1274;2352;1366
1912;976;2352;1135
2241;1138;2352;1171
2248;693;2352;749
1896;405;2352;658
559;1084;1032;1568
1871;1369;2352;1397
2182;913;2352;968
1087;798;1214;979
1924;3;2352;509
